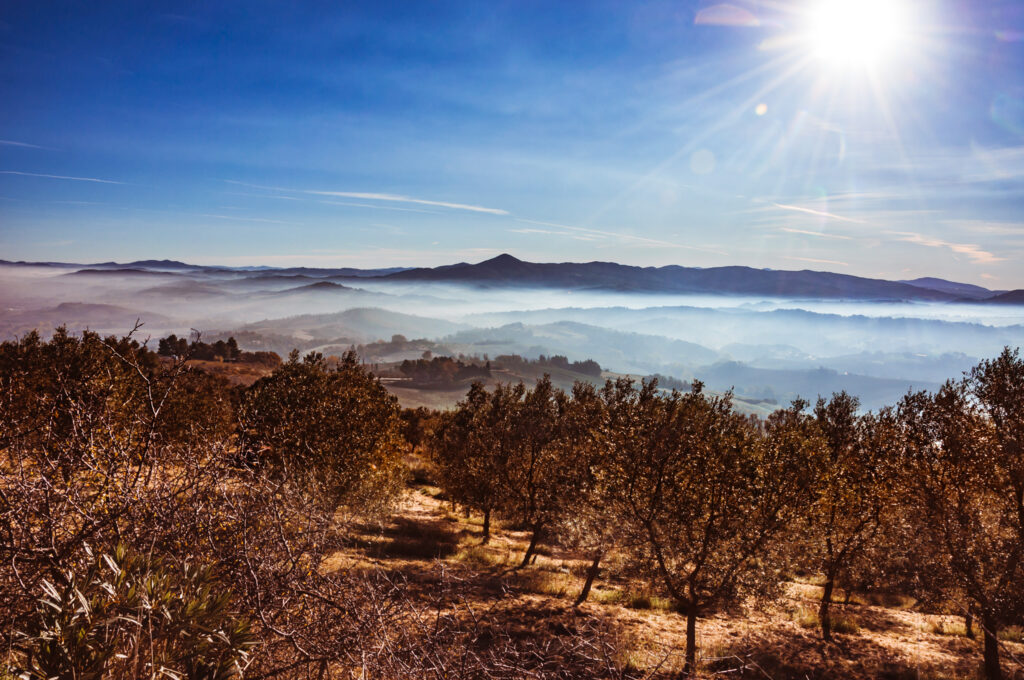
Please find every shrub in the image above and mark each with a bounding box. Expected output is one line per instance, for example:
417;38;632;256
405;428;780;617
12;543;256;680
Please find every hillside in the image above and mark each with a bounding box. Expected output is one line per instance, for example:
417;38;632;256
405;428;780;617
232;308;470;346
446;320;720;372
331;477;1024;679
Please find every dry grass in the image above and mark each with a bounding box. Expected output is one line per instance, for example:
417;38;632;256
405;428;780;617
514;570;577;599
417;485;445;499
790;604;820;629
831;614;861;634
591;588;628;605
405;454;436;486
454;543;514;569
852;591;917;610
1000;625;1024;643
623;591;674;612
925;617;969;637
787;581;823;602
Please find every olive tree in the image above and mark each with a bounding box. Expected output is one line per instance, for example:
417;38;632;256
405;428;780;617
431;381;514;542
501;376;578;568
547;380;608;604
238;349;406;516
807;392;896;640
607;382;815;673
898;350;1024;680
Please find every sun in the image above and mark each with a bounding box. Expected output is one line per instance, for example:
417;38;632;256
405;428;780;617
805;0;910;69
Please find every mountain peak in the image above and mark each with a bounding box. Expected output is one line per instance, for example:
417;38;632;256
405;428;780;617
480;253;523;266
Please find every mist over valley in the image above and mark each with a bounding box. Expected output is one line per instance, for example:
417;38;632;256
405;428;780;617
5;254;1022;411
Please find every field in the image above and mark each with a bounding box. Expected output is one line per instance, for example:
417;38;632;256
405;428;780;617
332;470;1024;680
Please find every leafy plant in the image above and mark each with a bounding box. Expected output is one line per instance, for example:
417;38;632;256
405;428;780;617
14;543;257;680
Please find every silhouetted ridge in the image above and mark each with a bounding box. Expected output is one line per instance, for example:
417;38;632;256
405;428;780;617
384;256;979;301
66;268;182;277
979;289;1024;304
286;281;354;292
900;277;999;300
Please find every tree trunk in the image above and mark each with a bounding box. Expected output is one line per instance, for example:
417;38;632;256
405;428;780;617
982;612;1002;680
519;524;541;568
481;508;491;544
683;602;697;676
573;551;603;607
965;610;974;640
819;577;835;642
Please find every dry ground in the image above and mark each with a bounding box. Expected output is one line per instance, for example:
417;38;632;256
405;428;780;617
324;481;1024;680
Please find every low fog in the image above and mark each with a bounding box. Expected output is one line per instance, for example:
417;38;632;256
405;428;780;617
3;262;1023;411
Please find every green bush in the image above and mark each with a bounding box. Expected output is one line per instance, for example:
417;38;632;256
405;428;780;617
13;543;256;680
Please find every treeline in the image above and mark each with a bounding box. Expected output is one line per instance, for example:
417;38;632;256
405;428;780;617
644;372;692;392
396;353;603;385
157;333;281;365
429;352;1024;677
494;353;603;377
399;356;491;385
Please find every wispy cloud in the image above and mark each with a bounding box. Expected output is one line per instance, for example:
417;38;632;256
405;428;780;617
942;219;1024;236
223;190;302;201
803;191;904;205
516;218;728;255
195;213;301;226
317;199;437;214
224;179;506;215
866;144;1024;187
784;255;850;267
0;140;44;149
963;144;1024;183
771;202;866;224
0;170;123;184
509;227;600;242
304;190;508;215
693;4;760;27
887;231;1005;265
780;227;854;240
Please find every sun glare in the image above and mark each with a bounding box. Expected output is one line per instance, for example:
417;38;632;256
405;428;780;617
806;0;910;69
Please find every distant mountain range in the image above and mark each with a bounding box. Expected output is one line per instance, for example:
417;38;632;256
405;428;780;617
3;255;1020;303
0;259;407;278
381;254;1013;302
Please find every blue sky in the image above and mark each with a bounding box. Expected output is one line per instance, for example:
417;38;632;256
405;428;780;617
2;0;1023;286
